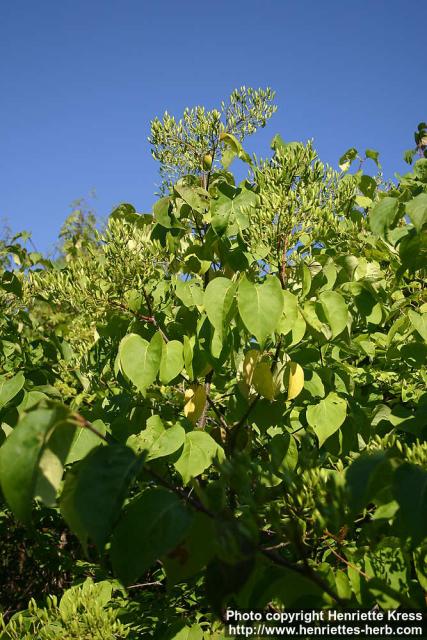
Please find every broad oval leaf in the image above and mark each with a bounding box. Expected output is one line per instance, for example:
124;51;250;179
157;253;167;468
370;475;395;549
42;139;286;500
163;512;215;585
204;277;236;342
394;463;427;544
408;309;427;342
160;340;184;383
339;147;358;171
174;183;209;213
60;444;138;552
0;403;76;522
306;392;347;447
0;372;25;409
170;625;204;640
237;275;284;346
175;278;204;308
405;193;427;233
174;431;224;485
220;132;252;168
110;487;193;585
269;432;298;475
319;290;349;338
277;290;298;335
118;332;162;392
127;415;185;461
66;418;107;465
369;197;400;239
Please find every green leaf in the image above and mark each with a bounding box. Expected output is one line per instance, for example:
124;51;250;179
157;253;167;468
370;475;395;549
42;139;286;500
163;512;215;584
365;149;380;167
346;452;391;514
183;335;194;379
364;543;409;608
269;433;298;475
174;184;209;214
204;277;236;342
358;175;377;199
111;487;192;585
175;278;204;308
394;463;427;544
237;275;284;346
0;403;76;522
408;309;427;342
1;271;23;297
355;195;372;209
219;132;252;168
301;301;331;339
66;418;106;465
210;183;256;237
405;193;427;233
413;547;427;591
160;340;184;383
300;262;312;298
319;290;349;338
118;332;162;392
306;392;347;447
153;197;183;229
124;289;143;313
289;310;306;346
170;625;204;640
404;148;416;165
369;197;400;238
153;197;172;227
303;370;325;398
399;228;427;272
339;148;357;171
355;289;382;324
174;431;224;485
127;415;185;461
0;372;25;409
259;566;325;608
60;444;138;552
277;290;298;335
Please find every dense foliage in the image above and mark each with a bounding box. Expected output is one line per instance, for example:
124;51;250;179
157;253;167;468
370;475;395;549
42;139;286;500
0;89;426;638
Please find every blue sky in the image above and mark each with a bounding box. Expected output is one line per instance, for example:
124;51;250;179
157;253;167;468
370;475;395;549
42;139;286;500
1;1;426;253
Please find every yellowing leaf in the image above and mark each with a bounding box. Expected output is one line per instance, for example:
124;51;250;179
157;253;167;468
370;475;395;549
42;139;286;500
242;349;261;387
285;362;304;400
252;361;276;400
184;385;207;425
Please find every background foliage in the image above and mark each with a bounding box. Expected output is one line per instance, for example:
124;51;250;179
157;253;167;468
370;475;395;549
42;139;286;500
0;89;426;638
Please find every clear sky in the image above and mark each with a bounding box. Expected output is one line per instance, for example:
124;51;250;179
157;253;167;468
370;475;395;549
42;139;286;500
1;1;426;253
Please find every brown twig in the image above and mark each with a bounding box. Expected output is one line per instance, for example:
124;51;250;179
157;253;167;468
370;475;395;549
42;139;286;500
322;532;369;581
279;235;288;288
126;581;164;590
